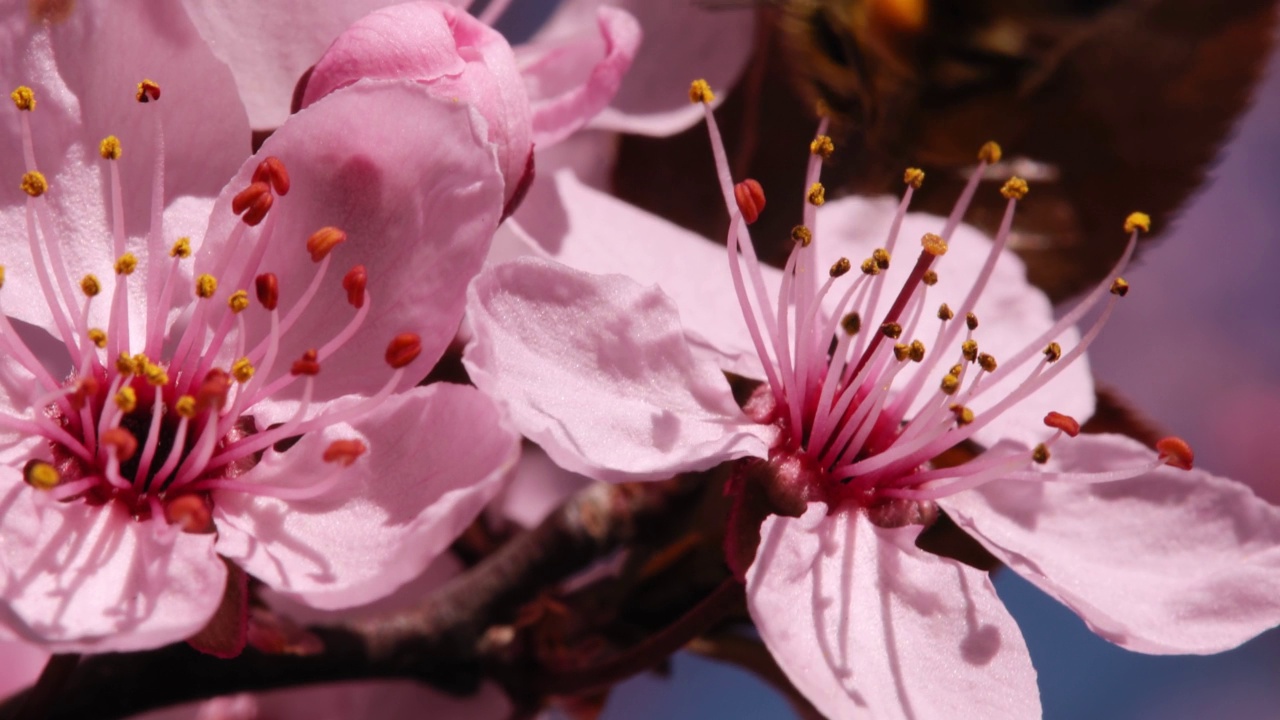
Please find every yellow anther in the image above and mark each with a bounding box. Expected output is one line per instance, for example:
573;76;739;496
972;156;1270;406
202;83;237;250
231;357;255;383
0;265;5;289
20;170;47;197
99;135;122;160
810;135;835;159
949;363;964;378
10;86;35;111
872;248;891;270
143;363;168;387
861;258;880;276
170;237;192;258
893;343;910;362
940;374;960;395
228;290;250;313
1124;212;1151;234
688;79;714;104
962;339;978;362
921;232;947;256
136;79;161;103
1110;277;1130;296
978;141;1002;164
1043;342;1063;363
841;313;862;335
87;328;107;348
922;269;938;286
116;352;134;374
195;274;218;299
951;404;975;426
903;167;925;189
790;225;813;246
130;353;150;375
80;274;101;297
908;339;926;363
978;353;998;373
114;253;138;276
829;257;851;277
175;395;197;419
1032;443;1051;464
807;182;826;206
115;386;137;413
24;461;59;490
1000;177;1029;200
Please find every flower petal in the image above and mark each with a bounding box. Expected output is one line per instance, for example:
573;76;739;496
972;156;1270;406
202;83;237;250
529;0;754;137
747;505;1040;720
214;383;519;610
0;479;224;653
465;257;772;483
518;7;641;147
941;433;1280;654
195;81;504;403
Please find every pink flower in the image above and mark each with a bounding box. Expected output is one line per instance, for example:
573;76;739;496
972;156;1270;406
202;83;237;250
464;83;1280;717
0;2;518;653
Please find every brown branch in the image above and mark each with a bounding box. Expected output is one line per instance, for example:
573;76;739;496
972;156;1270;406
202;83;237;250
0;479;698;720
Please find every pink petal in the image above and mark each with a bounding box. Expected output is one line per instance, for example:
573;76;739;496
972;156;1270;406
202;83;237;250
214;384;519;610
529;0;754;137
941;433;1280;654
510;170;780;378
195;82;504;403
0;480;225;653
465;257;772;483
518;7;641;147
747;505;1040;720
815;197;1095;448
0;640;48;699
178;0;469;129
489;443;594;530
301;2;533;206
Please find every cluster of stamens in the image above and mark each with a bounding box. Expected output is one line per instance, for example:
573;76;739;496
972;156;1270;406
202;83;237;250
1;83;419;534
689;79;1193;525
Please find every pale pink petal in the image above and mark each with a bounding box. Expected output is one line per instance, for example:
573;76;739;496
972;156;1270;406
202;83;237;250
465;257;773;483
134;679;511;720
301;2;533;205
178;0;469;129
941;433;1280;654
517;7;641;147
0;480;225;653
0;640;47;699
511;170;779;378
214;384;519;610
529;0;754;137
489;443;594;530
815;196;1095;448
195;82;504;403
748;505;1040;720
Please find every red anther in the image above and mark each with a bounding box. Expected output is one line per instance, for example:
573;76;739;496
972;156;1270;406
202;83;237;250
1156;436;1195;471
1043;411;1081;438
252;157;290;196
241;191;274;227
70;376;100;411
165;494;215;534
385;333;421;369
342;265;367;309
290;349;321;376
198;369;232;409
734;178;766;225
323;438;368;467
136;79;161;103
101;427;139;463
255;273;280;311
306;226;347;262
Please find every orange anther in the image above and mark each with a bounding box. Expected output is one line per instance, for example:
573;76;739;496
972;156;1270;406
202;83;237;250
323;439;368;467
198;369;232;409
70;376;99;411
252;156;290;196
1156;437;1194;471
1043;411;1080;438
232;182;273;226
385;333;421;369
165;494;215;534
342;265;367;309
101;427;139;463
306;226;347;262
734;179;765;225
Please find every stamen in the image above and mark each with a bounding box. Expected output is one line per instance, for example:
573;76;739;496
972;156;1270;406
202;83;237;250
938;303;954;321
135;79;161;102
1156;437;1194;470
1043;342;1062;362
1110;277;1130;297
966;312;979;331
20;170;47;197
342;266;367;309
1044;411;1080;437
252;157;291;196
164;495;214;533
99;135;122;160
903;167;924;189
255;272;280;310
323;439;368;467
231;182;273;226
231;358;255;383
10;86;35;111
807;182;825;206
101;427;138;463
688;79;715;104
734;179;765;224
810;135;834;159
791;225;813;247
306;226;347;262
23;460;59;490
829;257;851;277
115;387;137;413
385;333;421;369
290;349;321;376
1032;443;1050;464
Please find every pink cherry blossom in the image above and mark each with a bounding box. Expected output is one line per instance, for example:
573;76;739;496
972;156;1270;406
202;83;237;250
0;2;518;654
464;82;1280;717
